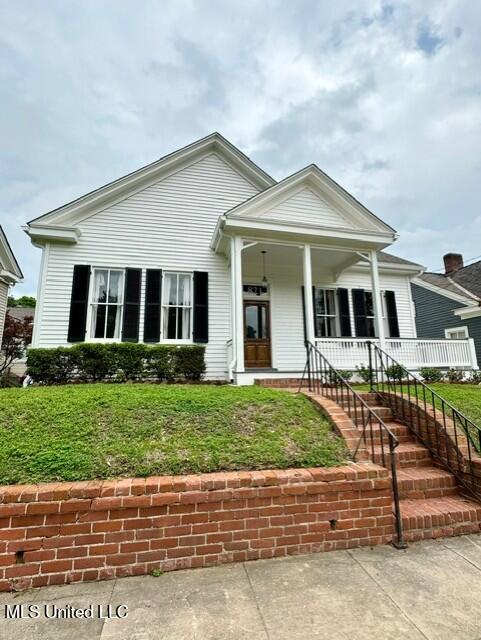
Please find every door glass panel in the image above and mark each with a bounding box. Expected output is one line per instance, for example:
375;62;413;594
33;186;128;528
245;304;268;340
259;305;267;339
245;305;258;339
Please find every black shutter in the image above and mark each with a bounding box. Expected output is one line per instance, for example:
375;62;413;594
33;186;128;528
122;268;141;342
193;271;208;343
352;289;368;337
385;290;400;338
143;269;162;343
67;265;90;343
337;288;352;337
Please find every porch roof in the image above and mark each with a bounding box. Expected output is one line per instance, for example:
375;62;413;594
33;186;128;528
211;164;397;254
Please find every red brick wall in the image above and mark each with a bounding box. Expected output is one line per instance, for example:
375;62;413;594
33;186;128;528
0;464;393;592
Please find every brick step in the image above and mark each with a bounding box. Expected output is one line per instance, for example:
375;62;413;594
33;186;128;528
396;467;459;499
351;405;394;424
360;422;413;445
372;442;432;468
400;495;481;541
337;392;380;406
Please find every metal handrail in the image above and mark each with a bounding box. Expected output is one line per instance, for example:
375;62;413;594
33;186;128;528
368;341;481;500
299;341;406;549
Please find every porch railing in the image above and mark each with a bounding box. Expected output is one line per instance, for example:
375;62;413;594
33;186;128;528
369;341;481;500
315;337;478;371
299;341;406;549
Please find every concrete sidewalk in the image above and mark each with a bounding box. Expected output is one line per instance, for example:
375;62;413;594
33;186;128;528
2;535;481;640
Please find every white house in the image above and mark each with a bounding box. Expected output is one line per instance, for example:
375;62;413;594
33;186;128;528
0;225;23;347
24;133;478;384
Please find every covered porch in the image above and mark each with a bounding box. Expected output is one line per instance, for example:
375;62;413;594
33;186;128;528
211;164;478;384
221;238;477;385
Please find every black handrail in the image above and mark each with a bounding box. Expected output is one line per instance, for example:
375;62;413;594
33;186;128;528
299;341;406;549
368;341;481;500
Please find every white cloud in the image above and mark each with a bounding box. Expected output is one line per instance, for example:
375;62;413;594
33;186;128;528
0;0;481;292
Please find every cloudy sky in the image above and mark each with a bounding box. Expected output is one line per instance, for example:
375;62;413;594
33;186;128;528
1;0;481;295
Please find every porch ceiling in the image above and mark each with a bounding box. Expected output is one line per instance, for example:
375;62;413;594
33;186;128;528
240;242;362;280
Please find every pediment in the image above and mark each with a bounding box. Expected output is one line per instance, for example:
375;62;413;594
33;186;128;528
244;186;355;229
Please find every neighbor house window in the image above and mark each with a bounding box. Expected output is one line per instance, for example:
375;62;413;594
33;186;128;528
314;288;338;337
445;326;469;340
162;272;192;340
90;268;124;339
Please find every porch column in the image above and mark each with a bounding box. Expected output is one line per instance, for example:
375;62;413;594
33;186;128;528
369;250;386;349
232;235;245;373
303;244;315;345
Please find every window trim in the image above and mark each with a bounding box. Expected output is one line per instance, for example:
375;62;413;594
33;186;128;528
445;326;469;340
86;267;125;343
353;289;392;338
161;270;194;344
313;287;340;337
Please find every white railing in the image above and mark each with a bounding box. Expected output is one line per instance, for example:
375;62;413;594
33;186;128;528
314;337;479;371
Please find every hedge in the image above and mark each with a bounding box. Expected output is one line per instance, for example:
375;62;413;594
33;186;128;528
26;343;206;385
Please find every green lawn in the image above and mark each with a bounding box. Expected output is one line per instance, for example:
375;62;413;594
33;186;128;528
358;382;481;426
429;384;481;425
0;384;347;485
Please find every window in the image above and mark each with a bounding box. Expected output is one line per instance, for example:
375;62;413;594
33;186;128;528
364;291;377;338
445;326;469;340
162;272;192;341
90;268;124;339
314;289;338;337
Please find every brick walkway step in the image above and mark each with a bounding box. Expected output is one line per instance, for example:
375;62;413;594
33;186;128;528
400;495;481;541
372;442;432;468
352;405;394;424
363;422;413;444
397;467;458;499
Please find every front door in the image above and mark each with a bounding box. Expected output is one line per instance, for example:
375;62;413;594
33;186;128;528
244;301;271;368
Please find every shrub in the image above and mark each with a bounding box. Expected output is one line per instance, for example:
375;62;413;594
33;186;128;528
355;364;373;384
173;345;206;381
146;345;175;381
420;367;443;383
111;343;147;381
445;368;464;384
385;364;405;382
27;343;206;385
337;370;353;383
27;347;76;384
467;370;481;384
70;344;116;382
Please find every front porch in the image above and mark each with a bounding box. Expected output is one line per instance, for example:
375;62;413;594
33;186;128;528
211;164;479;384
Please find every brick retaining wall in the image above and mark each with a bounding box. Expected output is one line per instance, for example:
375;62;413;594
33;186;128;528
0;464;393;591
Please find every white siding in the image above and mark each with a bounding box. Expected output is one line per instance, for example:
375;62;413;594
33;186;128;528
0;281;8;347
35;153;259;378
256;187;354;228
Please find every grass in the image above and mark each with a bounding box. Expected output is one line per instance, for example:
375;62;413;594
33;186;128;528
0;384;347;485
357;382;481;426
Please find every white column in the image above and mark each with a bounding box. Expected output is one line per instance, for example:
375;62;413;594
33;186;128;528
229;237;237;376
369;250;386;349
233;235;245;373
303;244;315;345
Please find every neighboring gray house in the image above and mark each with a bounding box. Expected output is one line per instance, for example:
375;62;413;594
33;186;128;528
412;253;481;366
0;225;24;347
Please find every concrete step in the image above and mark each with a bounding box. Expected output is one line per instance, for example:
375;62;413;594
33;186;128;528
400;495;481;541
397;467;459;499
372;442;432;468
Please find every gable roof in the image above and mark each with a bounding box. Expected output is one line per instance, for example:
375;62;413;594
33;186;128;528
26;133;276;232
416;262;481;304
224;164;397;236
0;226;23;283
377;251;422;268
